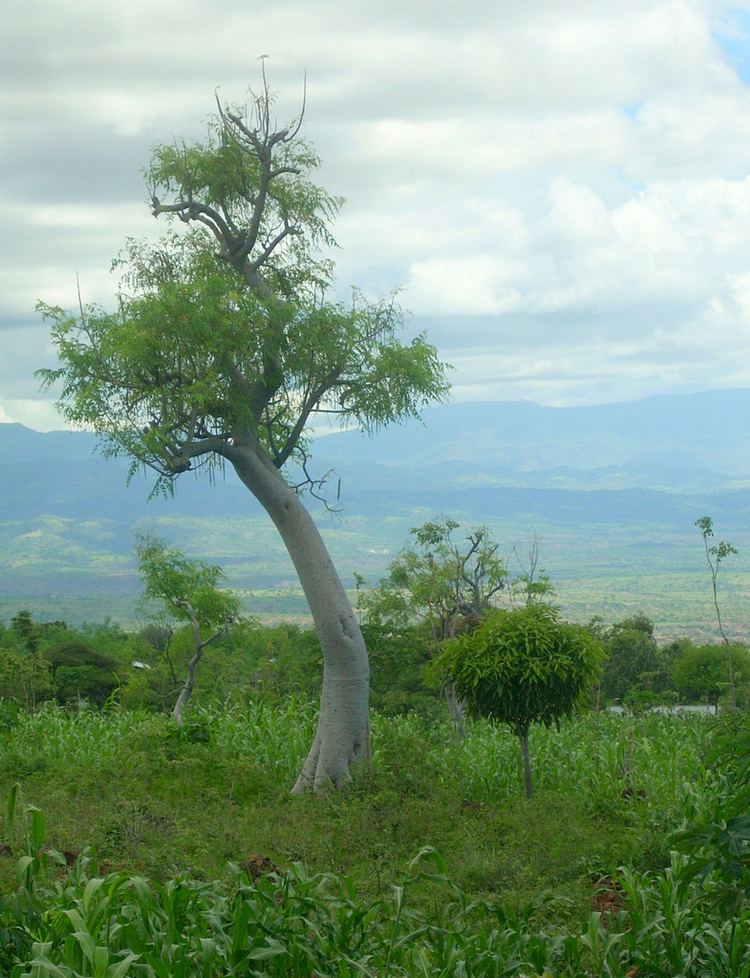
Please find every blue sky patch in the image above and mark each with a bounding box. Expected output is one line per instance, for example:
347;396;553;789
712;7;750;85
623;101;645;120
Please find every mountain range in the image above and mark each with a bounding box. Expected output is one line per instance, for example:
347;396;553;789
1;388;748;636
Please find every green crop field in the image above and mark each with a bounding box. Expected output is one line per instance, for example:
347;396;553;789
0;702;748;976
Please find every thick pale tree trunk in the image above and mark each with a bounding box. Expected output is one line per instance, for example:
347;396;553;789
227;443;369;792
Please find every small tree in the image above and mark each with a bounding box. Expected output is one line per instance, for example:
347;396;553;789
508;533;557;609
696;516;738;709
136;536;240;724
600;614;662;703
361;518;505;732
0;645;52;709
436;605;603;797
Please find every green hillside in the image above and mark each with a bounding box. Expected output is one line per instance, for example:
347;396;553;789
1;392;748;638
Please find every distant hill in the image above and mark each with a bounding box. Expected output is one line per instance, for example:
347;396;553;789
2;389;749;516
0;389;748;636
313;388;750;491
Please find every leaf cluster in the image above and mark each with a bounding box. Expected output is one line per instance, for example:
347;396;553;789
672;642;750;705
361;518;505;645
135;536;240;636
436;605;604;733
37;86;450;497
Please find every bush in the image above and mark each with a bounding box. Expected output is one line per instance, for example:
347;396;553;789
437;605;604;797
42;638;121;706
0;645;52;707
673;641;750;709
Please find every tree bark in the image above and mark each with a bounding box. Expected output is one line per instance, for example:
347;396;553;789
444;681;466;740
227;442;369;792
172;616;203;727
517;723;533;799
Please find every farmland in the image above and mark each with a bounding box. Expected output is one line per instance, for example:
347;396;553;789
1;699;748;975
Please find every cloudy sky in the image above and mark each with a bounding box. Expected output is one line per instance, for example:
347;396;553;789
4;0;750;429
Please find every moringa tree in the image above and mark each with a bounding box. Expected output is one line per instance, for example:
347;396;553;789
136;536;240;725
363;519;506;639
362;518;505;733
37;80;449;791
696;516;739;710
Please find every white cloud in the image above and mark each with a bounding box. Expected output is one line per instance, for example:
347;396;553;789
4;0;750;422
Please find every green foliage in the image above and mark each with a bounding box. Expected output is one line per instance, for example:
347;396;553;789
437;605;604;796
10;611;67;655
136;535;240;637
0;710;743;978
674;715;750;914
362;624;438;716
696;515;741;708
696;516;738;566
508;533;558;609
362;518;505;642
216;623;322;703
3;845;749;978
36;85;449;497
601;614;663;703
672;641;750;707
437;605;604;733
41;638;121;707
135;536;243;721
0;647;52;708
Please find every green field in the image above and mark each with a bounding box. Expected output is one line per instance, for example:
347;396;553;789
1;508;747;645
0;701;748;976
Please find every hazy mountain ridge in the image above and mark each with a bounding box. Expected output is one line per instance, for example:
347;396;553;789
2;389;749;523
3;388;749;505
1;389;748;630
312;389;750;487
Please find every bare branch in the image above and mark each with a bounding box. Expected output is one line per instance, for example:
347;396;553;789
151;198;237;253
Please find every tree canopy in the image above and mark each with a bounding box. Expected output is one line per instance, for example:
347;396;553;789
436;605;603;796
136;536;240;724
37;85;449;497
362;518;506;642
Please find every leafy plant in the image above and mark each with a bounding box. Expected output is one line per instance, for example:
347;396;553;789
436;605;604;797
674;714;750;913
136;535;242;724
696;515;739;709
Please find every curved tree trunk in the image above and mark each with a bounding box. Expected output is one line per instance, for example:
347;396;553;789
172;632;203;726
227;443;369;792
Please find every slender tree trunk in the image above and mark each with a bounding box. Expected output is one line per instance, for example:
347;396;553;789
228;443;369;792
712;578;737;710
172;604;207;726
173;637;203;726
516;723;533;799
172;676;194;725
444;681;466;740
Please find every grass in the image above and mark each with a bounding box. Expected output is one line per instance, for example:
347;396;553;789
0;703;709;906
1;700;747;975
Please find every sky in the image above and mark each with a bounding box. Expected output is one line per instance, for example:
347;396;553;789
4;0;750;429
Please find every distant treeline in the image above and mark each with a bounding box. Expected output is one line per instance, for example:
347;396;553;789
0;609;745;717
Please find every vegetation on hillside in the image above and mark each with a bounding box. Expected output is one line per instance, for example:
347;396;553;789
0;518;748;974
0;701;747;975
